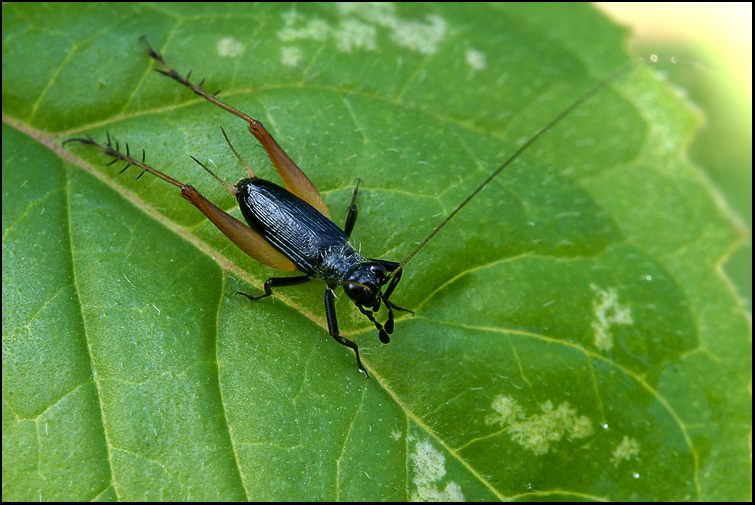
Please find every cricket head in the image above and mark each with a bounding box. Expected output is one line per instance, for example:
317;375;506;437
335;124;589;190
343;262;388;309
343;261;401;344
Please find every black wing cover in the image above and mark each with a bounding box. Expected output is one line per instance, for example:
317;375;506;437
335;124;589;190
237;178;349;274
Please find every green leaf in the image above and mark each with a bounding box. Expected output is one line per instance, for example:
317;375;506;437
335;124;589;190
3;3;750;501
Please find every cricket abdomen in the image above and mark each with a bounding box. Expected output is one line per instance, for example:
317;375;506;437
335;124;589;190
236;178;360;278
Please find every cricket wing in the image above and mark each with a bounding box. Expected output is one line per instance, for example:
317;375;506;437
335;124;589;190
248;120;331;219
181;185;296;271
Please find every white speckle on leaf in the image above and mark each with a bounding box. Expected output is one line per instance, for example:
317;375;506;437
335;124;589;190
282;10;303;26
337;2;397;26
611;435;640;467
487;395;594;455
412;440;445;484
410;439;465;501
278;18;331;42
570;415;595;439
485;394;524;426
280;4;448;55
591;284;633;352
281;46;303;67
217;37;242;58
387;14;448;55
465;48;486;70
334;18;377;52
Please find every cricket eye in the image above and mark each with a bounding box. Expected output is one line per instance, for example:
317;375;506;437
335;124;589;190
369;263;386;279
344;282;371;302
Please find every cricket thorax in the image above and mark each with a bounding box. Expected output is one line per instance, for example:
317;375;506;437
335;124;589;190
314;242;365;285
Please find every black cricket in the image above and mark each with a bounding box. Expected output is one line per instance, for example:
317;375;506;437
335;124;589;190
65;37;640;378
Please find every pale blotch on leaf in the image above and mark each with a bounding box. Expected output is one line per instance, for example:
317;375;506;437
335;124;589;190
570;414;595;439
485;394;524;426
277;11;376;52
465;48;486;71
486;395;594;456
410;439;465;502
281;46;303;67
590;284;633;352
611;435;640;468
276;4;451;57
387;14;448;55
216;37;242;58
282;10;303;27
337;2;396;26
277;18;330;42
334;18;377;53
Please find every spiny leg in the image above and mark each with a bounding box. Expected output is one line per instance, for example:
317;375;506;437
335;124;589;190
139;36;330;218
237;275;312;301
63;134;185;189
65;133;296;272
343;178;361;237
325;289;369;378
140;36;244;122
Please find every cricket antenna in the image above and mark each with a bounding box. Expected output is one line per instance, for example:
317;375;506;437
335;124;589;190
389;59;647;279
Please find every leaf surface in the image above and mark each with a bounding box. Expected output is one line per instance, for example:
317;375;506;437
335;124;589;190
2;3;750;501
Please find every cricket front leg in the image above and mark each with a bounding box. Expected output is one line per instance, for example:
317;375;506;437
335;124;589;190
324;289;369;378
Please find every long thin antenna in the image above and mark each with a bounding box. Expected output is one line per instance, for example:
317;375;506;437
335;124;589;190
390;59;644;277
